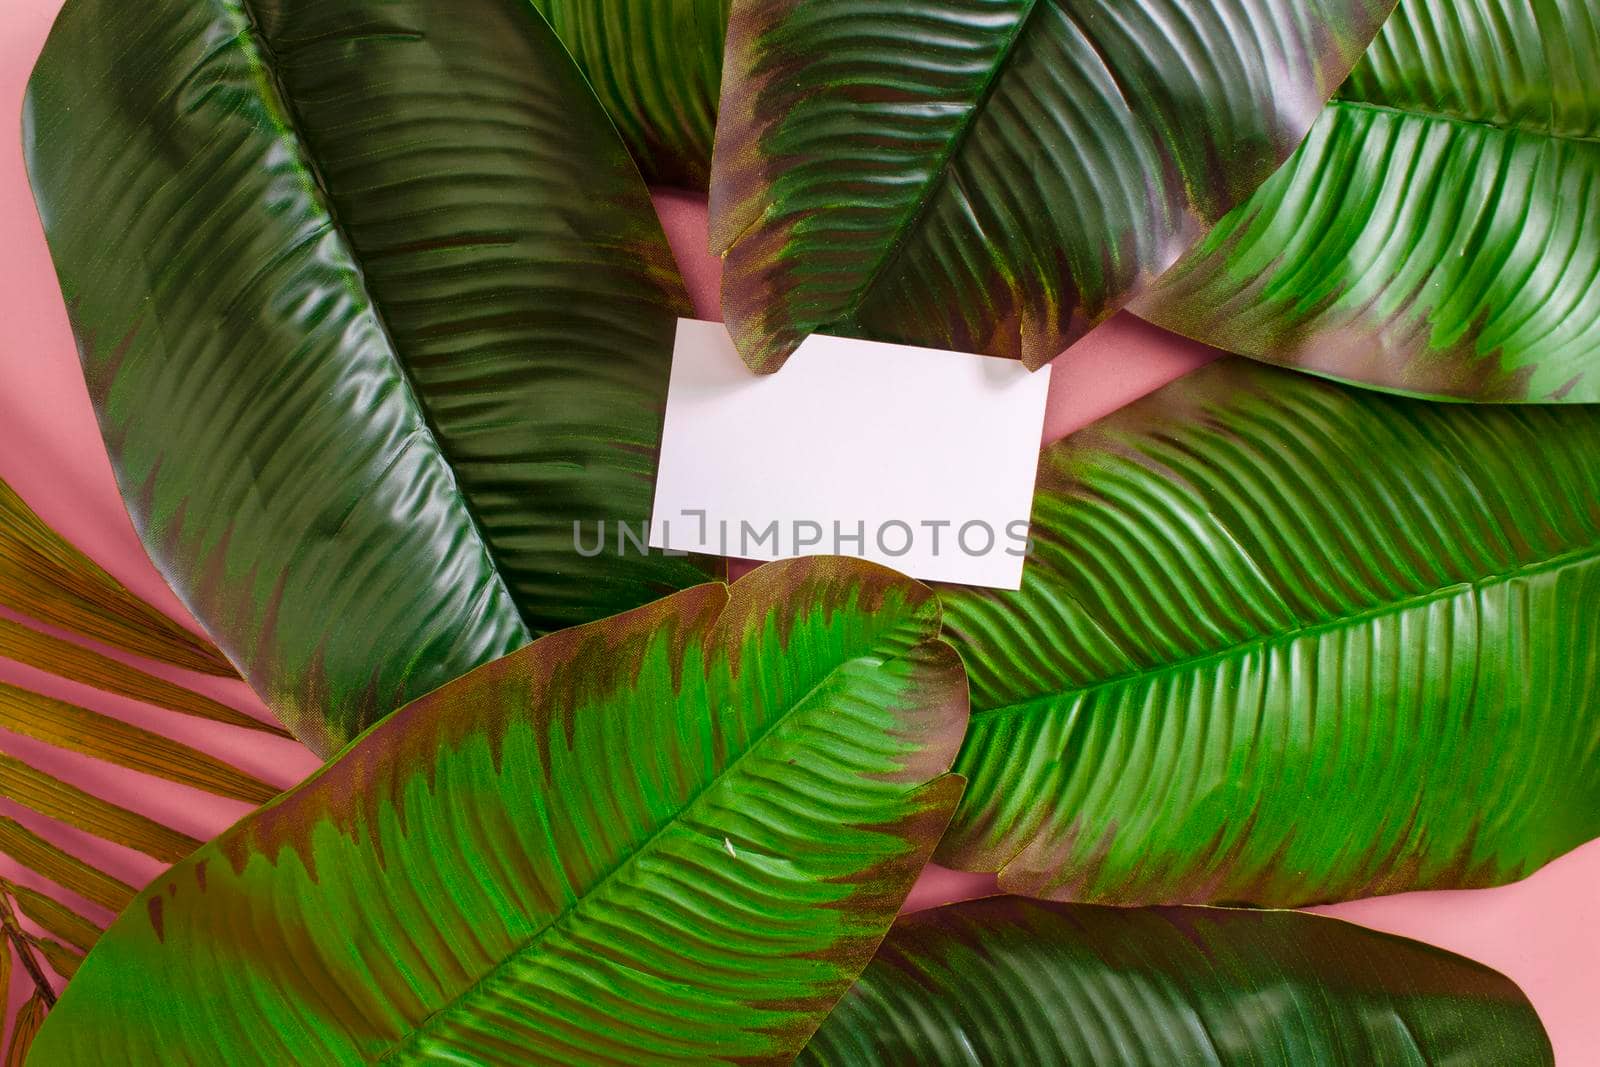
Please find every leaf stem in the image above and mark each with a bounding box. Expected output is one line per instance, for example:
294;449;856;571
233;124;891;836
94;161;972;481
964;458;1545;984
0;886;58;1007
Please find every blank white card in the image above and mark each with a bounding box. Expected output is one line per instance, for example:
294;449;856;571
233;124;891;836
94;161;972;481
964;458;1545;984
649;320;1050;590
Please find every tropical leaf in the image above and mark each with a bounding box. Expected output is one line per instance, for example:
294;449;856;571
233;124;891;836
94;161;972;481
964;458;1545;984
0;479;229;677
935;358;1600;906
1138;0;1600;402
4;996;46;1067
0;756;199;866
1;889;56;1055
29;558;966;1065
709;0;1395;373
530;0;731;187
2;884;96;965
0;475;290;1039
0;616;284;736
23;937;83;982
800;897;1553;1065
0;817;134;916
0;684;276;806
24;0;718;757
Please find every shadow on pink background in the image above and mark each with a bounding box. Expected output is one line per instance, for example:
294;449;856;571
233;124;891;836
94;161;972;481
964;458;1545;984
1;1;1595;1059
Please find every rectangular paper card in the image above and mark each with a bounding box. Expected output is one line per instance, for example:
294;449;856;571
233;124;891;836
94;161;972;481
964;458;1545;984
649;319;1050;590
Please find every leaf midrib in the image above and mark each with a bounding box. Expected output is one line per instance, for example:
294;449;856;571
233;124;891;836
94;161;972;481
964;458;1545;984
1330;95;1600;147
231;0;533;641
973;537;1600;722
823;0;1042;337
375;634;921;1062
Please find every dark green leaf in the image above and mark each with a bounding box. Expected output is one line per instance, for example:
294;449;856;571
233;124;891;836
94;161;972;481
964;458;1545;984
710;0;1394;372
937;359;1600;906
25;0;717;756
801;898;1553;1066
30;558;967;1065
1139;0;1600;402
530;0;731;186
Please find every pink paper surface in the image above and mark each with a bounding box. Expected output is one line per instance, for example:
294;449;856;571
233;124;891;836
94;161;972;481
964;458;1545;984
2;3;1596;1059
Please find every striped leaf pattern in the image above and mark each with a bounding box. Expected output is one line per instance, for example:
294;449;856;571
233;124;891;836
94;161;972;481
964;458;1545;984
710;0;1394;372
24;0;716;756
1139;0;1600;402
0;477;288;1043
0;480;229;677
935;359;1600;906
529;0;731;186
800;898;1553;1065
28;558;967;1065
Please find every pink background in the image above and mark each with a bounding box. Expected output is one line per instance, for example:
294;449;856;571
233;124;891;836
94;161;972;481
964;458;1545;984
1;1;1596;1059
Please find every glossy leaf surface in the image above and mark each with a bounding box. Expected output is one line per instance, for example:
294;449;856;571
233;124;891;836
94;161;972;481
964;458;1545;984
30;558;967;1065
937;359;1600;906
530;0;730;186
1140;0;1600;402
801;898;1553;1065
24;0;715;756
710;0;1394;372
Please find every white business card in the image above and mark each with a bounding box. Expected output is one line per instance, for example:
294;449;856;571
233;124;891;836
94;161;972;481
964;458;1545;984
648;320;1049;589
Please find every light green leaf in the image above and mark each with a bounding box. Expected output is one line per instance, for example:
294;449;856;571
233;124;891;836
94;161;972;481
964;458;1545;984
937;358;1600;906
25;0;717;756
801;898;1553;1065
710;0;1394;372
30;558;967;1065
1139;0;1600;402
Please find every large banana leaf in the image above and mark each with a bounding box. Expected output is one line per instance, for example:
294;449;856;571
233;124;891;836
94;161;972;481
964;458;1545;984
1138;0;1600;402
29;557;968;1065
530;0;731;187
709;0;1395;373
24;0;716;756
800;898;1553;1065
936;358;1600;907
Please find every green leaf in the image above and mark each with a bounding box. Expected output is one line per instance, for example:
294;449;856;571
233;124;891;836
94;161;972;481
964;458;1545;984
936;359;1600;906
1138;0;1600;402
800;898;1553;1065
530;0;731;187
24;0;718;757
0;479;230;678
29;558;967;1065
709;0;1395;373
